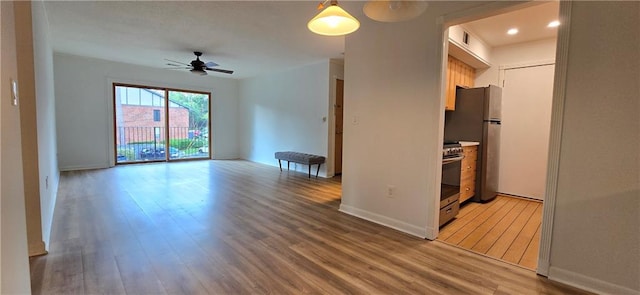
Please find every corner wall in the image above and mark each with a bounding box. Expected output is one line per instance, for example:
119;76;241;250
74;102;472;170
341;2;486;238
54;53;240;171
32;0;60;249
14;0;47;257
548;2;639;293
1;1;32;292
474;37;557;87
238;61;331;176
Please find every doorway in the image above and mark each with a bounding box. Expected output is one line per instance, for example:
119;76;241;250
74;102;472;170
113;84;211;164
436;2;559;272
334;79;344;175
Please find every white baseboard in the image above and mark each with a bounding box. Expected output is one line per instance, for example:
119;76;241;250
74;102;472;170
537;260;549;277
59;164;108;171
339;204;426;239
549;266;639;295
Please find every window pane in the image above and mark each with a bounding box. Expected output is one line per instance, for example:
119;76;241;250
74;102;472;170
168;90;210;160
126;87;140;105
114;85;165;164
114;84;210;164
140;89;153;106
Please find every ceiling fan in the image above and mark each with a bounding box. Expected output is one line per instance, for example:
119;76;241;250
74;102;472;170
165;51;234;75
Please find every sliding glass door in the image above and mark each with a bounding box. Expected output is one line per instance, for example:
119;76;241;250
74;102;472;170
168;90;210;159
114;84;211;164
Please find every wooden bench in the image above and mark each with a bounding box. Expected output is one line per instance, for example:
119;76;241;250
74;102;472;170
275;151;325;178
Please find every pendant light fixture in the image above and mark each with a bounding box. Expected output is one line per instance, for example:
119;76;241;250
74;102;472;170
308;0;360;36
363;0;428;23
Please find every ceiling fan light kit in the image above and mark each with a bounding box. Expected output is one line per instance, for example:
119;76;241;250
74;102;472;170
308;0;360;36
363;0;428;23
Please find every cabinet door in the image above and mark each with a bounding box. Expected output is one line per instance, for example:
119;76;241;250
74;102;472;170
459;145;478;203
446;56;454;110
445;56;476;111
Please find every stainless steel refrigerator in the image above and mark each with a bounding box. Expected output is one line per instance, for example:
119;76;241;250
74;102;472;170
444;85;502;203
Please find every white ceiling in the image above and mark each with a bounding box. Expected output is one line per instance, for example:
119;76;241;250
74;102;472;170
42;1;559;80
42;1;359;79
462;2;560;47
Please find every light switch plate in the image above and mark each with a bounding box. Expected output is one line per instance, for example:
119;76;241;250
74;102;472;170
11;79;18;106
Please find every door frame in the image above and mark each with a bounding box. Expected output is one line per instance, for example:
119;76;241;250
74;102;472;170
434;1;572;277
334;79;344;175
327;59;345;177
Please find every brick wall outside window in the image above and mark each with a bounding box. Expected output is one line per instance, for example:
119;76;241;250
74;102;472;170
116;105;190;145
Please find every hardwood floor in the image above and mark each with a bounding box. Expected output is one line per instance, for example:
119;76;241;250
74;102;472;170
438;195;543;270
30;160;588;294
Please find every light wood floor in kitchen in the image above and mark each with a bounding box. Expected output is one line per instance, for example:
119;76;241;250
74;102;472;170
30;160;586;294
438;195;543;270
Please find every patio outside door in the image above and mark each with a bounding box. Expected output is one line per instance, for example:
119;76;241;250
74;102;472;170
114;84;211;164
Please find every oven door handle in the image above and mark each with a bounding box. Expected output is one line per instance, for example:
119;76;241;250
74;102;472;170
442;155;465;165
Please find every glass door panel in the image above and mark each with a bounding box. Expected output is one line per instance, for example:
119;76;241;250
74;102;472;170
167;90;210;160
115;85;167;164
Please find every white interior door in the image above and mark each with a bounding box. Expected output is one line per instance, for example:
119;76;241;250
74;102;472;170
498;64;554;200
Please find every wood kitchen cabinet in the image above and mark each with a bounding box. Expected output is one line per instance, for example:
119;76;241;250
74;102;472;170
460;145;478;203
445;55;476;110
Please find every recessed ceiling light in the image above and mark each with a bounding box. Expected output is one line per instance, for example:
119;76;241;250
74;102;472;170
507;28;519;35
548;20;560;28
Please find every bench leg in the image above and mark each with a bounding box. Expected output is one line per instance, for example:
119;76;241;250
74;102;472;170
278;159;282;171
287;161;290;170
308;165;311;178
316;164;321;178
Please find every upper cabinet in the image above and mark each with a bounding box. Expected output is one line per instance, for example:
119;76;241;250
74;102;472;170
445;25;490;110
445;55;476;110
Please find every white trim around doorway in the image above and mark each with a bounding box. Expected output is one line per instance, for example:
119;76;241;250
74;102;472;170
434;1;573;278
537;1;572;277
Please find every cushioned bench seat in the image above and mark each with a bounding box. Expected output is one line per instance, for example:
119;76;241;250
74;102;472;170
275;151;325;178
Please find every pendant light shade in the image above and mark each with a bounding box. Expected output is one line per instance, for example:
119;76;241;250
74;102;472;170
363;0;428;23
308;2;360;36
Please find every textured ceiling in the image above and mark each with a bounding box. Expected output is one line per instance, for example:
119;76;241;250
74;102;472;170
42;1;559;80
43;1;355;79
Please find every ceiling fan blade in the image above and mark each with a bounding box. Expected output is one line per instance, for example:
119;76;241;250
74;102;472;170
164;67;191;70
206;68;234;74
205;61;219;68
166;62;189;67
164;59;190;66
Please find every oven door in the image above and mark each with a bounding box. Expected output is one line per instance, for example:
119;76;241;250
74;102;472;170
442;154;463;199
440;155;463;226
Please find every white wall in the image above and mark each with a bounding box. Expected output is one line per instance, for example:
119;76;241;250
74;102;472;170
238;61;331;177
1;1;32;293
475;37;557;87
341;2;488;238
475;38;557;200
343;1;638;293
549;2;639;293
32;0;60;248
15;0;47;257
54;53;240;170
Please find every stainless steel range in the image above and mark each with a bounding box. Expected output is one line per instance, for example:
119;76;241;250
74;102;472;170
440;142;464;226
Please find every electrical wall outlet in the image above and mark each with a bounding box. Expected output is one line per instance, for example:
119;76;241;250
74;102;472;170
387;185;396;198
